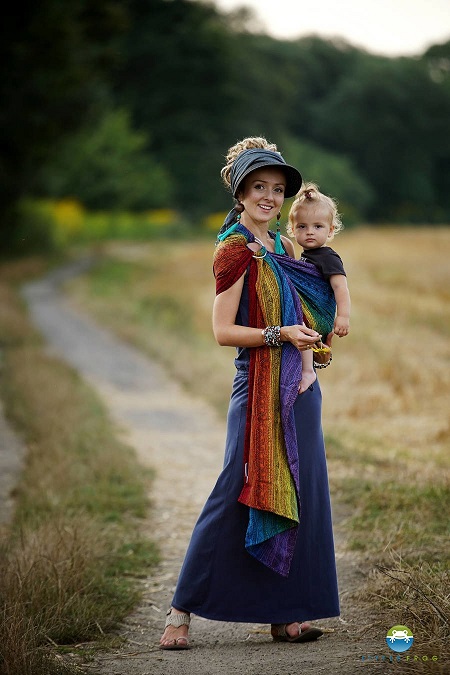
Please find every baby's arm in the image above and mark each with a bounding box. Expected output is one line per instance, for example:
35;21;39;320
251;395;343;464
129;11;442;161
329;274;351;337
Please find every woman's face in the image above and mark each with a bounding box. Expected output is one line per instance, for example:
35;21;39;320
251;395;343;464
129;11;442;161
238;167;286;227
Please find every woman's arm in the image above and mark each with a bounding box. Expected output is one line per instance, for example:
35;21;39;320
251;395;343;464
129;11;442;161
212;273;321;350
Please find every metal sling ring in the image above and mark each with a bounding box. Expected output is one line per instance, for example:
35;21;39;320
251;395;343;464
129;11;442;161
249;237;267;259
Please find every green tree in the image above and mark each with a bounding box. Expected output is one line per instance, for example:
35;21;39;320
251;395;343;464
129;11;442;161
40;110;173;210
113;0;248;216
422;40;450;216
423;39;450;87
283;36;362;141
309;55;450;220
282;137;374;223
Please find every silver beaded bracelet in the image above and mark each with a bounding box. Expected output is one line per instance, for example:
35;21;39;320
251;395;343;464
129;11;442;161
314;353;333;369
262;325;282;347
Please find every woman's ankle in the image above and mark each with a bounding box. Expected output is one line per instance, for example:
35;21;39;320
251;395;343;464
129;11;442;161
171;607;190;615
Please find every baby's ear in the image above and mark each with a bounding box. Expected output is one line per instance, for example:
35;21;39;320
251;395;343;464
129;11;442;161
327;224;335;240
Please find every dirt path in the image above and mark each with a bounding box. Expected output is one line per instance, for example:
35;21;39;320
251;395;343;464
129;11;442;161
0;402;26;529
21;261;388;674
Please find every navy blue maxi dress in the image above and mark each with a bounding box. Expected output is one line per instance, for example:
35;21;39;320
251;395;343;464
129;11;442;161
172;275;340;624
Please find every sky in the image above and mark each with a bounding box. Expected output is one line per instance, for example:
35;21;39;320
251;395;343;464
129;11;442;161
212;0;450;56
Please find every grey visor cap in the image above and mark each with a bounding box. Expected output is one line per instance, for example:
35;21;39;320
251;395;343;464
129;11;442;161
230;148;302;199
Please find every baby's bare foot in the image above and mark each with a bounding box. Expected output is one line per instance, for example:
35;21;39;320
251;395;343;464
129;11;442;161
298;370;317;394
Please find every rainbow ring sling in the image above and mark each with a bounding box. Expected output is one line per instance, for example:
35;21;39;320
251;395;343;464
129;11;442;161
213;222;335;577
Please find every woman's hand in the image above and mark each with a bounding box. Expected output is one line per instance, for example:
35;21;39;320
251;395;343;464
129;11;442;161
280;324;321;351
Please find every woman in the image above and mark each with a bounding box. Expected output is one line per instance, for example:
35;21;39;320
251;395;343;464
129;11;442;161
160;137;340;650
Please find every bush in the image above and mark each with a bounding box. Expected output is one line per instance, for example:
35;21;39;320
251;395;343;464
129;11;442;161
13;199;186;252
13;200;59;254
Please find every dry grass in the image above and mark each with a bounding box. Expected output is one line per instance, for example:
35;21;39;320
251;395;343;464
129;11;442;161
67;227;450;659
354;555;449;670
320;227;449;463
0;260;158;675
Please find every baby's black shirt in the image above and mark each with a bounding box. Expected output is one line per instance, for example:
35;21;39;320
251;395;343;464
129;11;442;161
300;246;346;280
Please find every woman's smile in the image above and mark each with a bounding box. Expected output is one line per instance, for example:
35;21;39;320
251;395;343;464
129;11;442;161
258;203;275;213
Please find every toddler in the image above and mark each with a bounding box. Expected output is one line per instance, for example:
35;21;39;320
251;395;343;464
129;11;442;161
287;183;351;393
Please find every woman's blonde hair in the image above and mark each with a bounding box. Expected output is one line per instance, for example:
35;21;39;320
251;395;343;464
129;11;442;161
220;136;279;191
287;182;343;240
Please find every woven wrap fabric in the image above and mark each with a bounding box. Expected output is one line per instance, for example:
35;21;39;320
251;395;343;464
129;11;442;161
213;223;336;577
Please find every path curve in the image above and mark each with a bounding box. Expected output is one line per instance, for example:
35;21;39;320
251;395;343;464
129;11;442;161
22;260;383;674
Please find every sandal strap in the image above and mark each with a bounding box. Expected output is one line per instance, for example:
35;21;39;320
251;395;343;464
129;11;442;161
165;607;191;629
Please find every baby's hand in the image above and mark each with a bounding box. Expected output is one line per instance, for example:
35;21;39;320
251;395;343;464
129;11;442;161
334;316;350;337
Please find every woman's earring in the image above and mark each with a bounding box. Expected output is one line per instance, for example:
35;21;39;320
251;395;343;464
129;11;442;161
275;212;284;254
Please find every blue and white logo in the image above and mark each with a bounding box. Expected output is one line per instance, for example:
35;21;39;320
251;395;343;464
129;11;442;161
386;625;414;652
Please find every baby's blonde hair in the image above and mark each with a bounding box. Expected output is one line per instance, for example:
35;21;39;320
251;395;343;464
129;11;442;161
220;136;279;191
287;182;343;240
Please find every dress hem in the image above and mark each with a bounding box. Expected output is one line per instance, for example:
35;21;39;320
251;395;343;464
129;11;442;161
172;604;340;624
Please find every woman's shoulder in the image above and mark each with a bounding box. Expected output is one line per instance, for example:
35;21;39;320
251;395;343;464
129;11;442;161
281;235;295;258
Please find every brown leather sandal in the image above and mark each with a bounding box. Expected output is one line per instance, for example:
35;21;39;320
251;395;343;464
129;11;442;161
271;622;323;643
159;607;191;650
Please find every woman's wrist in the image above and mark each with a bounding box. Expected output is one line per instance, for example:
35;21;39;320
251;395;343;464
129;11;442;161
280;326;288;342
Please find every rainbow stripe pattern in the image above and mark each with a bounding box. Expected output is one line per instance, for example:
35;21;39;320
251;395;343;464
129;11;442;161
213;224;336;576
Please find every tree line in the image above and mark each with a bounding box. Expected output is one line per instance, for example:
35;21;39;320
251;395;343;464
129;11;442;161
2;0;450;251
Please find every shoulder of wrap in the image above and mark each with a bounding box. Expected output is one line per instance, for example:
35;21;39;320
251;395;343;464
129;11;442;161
213;236;253;295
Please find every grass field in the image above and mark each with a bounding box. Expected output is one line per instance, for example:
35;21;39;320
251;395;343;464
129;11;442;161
67;226;450;657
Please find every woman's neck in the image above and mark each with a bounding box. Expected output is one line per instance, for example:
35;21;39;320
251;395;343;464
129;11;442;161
240;217;272;245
